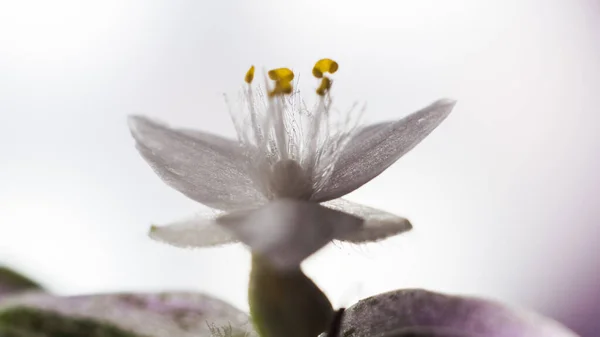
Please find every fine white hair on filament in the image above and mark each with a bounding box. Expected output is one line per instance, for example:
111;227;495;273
224;79;364;197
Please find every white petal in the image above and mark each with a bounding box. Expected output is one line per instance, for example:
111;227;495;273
322;199;412;243
149;214;238;248
341;289;578;337
128;115;266;211
0;292;254;337
217;199;363;270
312;99;456;202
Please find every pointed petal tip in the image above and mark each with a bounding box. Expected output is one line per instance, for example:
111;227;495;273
147;217;239;249
127;115;172;134
435;98;457;106
127;115;158;135
430;98;457;118
323;200;413;243
147;224;187;248
126;114;143;128
147;224;166;242
405;219;414;231
127;115;148;139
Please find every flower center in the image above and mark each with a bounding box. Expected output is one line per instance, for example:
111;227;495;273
231;58;361;200
268;159;313;199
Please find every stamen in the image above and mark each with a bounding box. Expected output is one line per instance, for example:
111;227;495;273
316;77;332;96
268;68;295;82
312;58;339;78
245;65;255;84
267;68;295;97
231;59;360;200
268;80;293;97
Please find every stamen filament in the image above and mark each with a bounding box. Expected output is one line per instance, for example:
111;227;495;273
273;95;288;160
234;59;352;195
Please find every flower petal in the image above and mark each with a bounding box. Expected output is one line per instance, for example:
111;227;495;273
313;99;456;202
341;289;578;337
0;292;254;337
322;199;412;243
128;116;266;211
149;214;238;248
217;199;363;270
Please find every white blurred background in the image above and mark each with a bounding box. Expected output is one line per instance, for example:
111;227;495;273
1;0;599;335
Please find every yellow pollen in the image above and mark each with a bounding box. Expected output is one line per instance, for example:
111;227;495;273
269;80;293;97
268;68;295;82
312;58;338;78
267;67;294;97
316;77;332;96
245;65;255;84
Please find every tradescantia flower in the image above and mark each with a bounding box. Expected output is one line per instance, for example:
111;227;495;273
128;59;456;269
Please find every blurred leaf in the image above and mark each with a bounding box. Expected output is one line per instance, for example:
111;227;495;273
340;289;577;337
207;322;252;337
375;326;477;337
0;324;47;337
0;292;255;337
0;307;141;337
0;267;42;297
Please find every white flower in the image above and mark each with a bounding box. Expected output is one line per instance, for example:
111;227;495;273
128;59;456;269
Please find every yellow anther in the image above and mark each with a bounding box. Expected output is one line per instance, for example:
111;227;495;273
245;65;255;84
267;67;294;97
268;68;295;82
312;58;338;78
269;80;293;97
316;77;332;96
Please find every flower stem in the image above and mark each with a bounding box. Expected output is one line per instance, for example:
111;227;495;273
248;254;334;337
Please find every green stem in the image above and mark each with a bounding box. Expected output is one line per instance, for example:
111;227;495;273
248;254;334;337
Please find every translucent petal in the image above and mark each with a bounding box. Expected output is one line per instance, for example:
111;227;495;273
217;199;363;270
322;199;412;243
148;214;238;248
341;289;577;337
128;115;266;211
312;99;456;202
0;292;254;337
